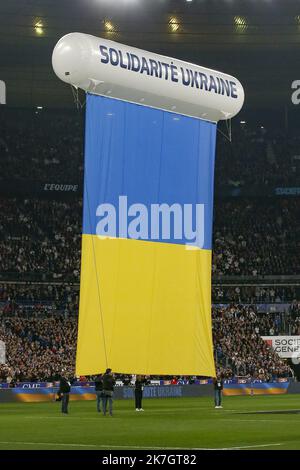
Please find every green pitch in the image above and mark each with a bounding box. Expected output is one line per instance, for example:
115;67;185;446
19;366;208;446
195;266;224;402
0;395;300;450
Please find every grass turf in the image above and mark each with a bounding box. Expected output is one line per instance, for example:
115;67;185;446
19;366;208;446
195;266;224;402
0;395;300;450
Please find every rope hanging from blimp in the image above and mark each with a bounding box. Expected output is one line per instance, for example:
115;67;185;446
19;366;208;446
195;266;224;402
217;118;232;143
71;85;108;369
84;172;109;370
70;84;86;110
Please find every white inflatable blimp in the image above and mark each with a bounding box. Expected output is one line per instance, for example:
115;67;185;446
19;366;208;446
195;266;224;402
52;32;244;122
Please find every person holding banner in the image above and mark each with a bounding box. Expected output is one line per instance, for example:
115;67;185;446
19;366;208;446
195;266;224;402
58;372;71;414
135;375;146;411
102;368;115;416
213;374;224;409
94;374;104;413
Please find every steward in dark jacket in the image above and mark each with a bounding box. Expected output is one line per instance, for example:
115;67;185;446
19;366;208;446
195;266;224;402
102;368;116;416
94;374;103;413
135;375;146;411
58;375;71;414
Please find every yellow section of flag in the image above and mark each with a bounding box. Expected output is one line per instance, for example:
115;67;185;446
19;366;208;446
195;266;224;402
76;234;215;377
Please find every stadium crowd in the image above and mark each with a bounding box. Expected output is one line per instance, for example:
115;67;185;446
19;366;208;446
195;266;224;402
0;108;299;385
213;305;296;380
213;198;300;276
0;197;299;280
0;109;83;182
0;316;77;382
213;285;300;303
0;109;299;279
0;198;81;281
1;283;299;315
0;304;297;383
215;126;300;190
1;108;299;189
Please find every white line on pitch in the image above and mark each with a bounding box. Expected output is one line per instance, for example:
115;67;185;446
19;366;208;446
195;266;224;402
221;419;296;423
212;443;282;450
222;409;300;414
0;441;283;450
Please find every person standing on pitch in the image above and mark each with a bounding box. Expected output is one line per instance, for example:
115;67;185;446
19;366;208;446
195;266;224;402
213;374;224;409
94;374;103;413
58;372;71;414
135;375;146;411
102;368;115;416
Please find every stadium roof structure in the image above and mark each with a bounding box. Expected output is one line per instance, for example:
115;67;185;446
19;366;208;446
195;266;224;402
1;0;300;111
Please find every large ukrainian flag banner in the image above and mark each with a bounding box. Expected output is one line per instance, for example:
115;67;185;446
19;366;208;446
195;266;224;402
76;93;216;377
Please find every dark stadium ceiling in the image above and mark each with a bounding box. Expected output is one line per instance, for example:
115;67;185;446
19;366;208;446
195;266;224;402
1;0;300;111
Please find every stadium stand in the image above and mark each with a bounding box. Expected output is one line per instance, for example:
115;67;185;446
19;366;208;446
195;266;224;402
0;305;297;382
213;199;300;276
0;197;299;280
0;107;299;382
213;305;295;380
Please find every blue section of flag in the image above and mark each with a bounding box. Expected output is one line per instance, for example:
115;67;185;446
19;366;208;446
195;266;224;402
83;93;216;249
